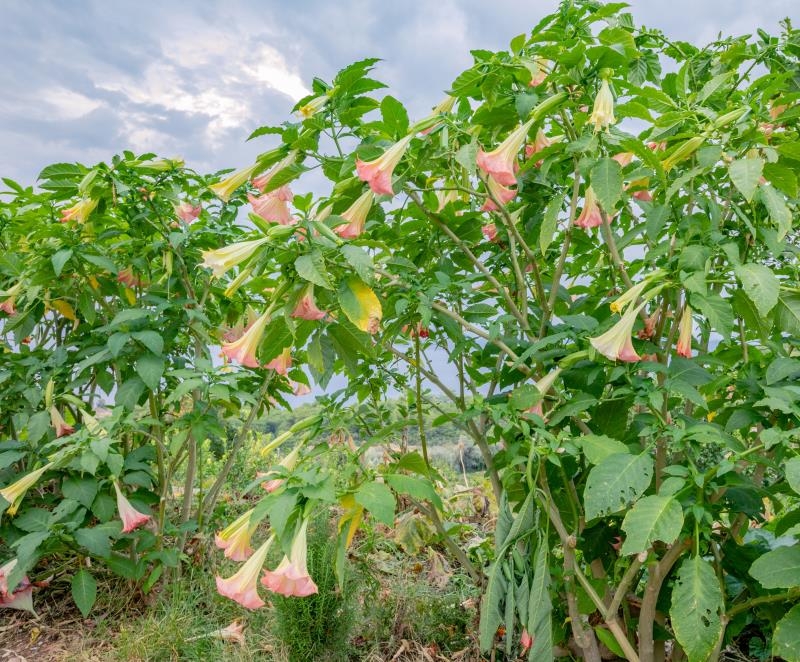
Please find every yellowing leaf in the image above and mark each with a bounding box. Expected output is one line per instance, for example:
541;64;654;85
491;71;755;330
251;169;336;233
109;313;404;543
52;300;76;321
338;493;364;548
124;288;137;305
87;275;100;290
338;277;382;334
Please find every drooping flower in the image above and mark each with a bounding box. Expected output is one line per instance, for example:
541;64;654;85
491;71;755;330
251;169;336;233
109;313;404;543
356;135;414;197
435;188;459;212
291;287;327;321
117;267;143;288
524;129;554;165
527;368;563;417
334;190;374;239
261;519;318;598
221;311;271;368
521;628;533;651
0;559;35;614
265;347;292;376
676;306;693;358
248;189;295;226
216;535;276;609
210;163;261;202
477;118;535;186
481;176;516;212
627;177;653;202
589;301;647;362
482;223;498;242
215;509;258;561
50;407;75;438
201;238;270;278
0;462;54;516
609;279;653;314
252;152;298;193
575;187;604;229
0;297;16;315
113;480;150;533
297;94;330;119
419;96;456;134
589;79;615;132
612;152;634;167
291;381;312;396
528;57;549;87
646;141;667;152
175;201;201;223
258;445;303;493
60;198;98;223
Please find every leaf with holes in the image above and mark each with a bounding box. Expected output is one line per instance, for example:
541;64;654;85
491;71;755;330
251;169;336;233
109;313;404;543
584;452;653;520
671;556;723;662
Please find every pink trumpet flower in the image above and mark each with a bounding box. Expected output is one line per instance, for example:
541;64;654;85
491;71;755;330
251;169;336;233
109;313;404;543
612;152;634;167
524;129;554;166
216;535;276;609
113;480;150;533
482;223;498;242
647;141;667;152
202;238;269;278
265;347;292;376
60;198;98;223
356;134;414;197
590;301;647;362
676;306;693;358
575;187;604;229
220;311;271;368
175;201;201;223
291;287;327;321
526;368;562;418
528;58;548;86
117;267;142;288
258;446;302;493
521;628;533;651
215;509;258;561
49;407;75;438
335;190;374;239
477;117;536;186
0;559;36;614
261;518;318;598
0;297;16;315
251;151;298;192
291;381;312;396
248;189;295;226
481;176;516;212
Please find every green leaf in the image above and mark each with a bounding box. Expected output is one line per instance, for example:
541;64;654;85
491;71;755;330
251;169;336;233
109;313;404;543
132;331;164;356
384;474;442;511
728;157;764;202
540;196;561;255
749;546;800;589
71;569;97;617
590;157;623;212
135;354;164;391
340;245;374;284
773;604;800;662
380;95;409;137
295;253;333;290
671;556;724;662
0;450;26;470
27;411;51;444
527;541;553;662
775;293;800;335
691;292;733;338
759;184;792;240
455;141;478;175
735;263;779;317
584;452;653;520
786;457;800;496
62;476;98;509
75;525;115;558
479;556;508;652
52;249;73;277
579;434;628;465
763;162;797;197
619;495;684;555
116;377;146;410
354;481;395;526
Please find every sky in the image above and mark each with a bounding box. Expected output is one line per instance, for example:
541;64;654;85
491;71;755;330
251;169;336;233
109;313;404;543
1;0;798;187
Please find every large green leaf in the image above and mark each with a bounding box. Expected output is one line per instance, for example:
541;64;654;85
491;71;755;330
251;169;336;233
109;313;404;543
671;556;724;662
619;495;683;555
295;252;332;289
590;157;622;213
71;569;97;617
354;481;395;526
527;541;553;662
135;354;164;391
759;184;792;240
774;604;800;662
579;434;628;465
728;157;764;202
775;293;800;335
735;264;779;317
749;545;800;589
584;452;653;520
786;457;800;496
479;556;508;652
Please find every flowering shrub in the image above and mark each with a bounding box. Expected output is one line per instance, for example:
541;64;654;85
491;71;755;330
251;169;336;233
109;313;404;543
2;2;800;660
